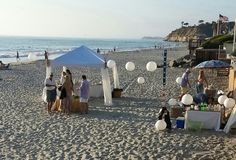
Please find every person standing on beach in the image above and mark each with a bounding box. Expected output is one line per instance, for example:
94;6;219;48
196;70;208;94
44;50;49;66
97;48;100;54
44;73;57;112
16;51;20;62
61;73;73;114
78;75;89;114
180;69;191;100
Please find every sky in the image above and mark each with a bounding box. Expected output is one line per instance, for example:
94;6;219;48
0;0;235;39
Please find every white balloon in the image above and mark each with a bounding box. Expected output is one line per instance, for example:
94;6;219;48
176;77;182;85
224;98;235;108
155;120;167;131
218;95;228;105
181;94;193;105
168;98;177;106
28;53;37;61
146;61;157;72
107;60;116;68
137;77;145;84
125;62;135;71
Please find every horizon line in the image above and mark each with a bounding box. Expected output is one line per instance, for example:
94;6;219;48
0;34;164;40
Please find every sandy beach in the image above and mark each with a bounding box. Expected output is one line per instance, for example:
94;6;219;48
1;47;236;160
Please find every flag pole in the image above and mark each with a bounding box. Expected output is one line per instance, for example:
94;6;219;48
217;20;219;35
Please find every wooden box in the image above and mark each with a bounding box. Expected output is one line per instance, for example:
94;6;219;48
171;107;184;118
112;89;123;98
204;89;216;98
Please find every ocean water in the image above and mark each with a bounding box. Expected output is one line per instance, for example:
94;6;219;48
0;36;184;63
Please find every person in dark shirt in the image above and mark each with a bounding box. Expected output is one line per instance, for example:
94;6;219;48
158;107;172;130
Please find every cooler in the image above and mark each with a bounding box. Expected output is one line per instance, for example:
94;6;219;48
176;117;185;129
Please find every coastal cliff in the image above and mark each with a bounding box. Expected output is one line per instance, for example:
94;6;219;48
165;22;235;42
165;23;213;42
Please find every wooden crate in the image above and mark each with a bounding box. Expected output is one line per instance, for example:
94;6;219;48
170;107;184;118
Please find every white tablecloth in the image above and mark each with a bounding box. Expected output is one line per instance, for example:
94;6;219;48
89;85;103;98
185;111;221;131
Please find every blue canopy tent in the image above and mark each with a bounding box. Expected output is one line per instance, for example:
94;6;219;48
52;45;105;67
52;45;112;106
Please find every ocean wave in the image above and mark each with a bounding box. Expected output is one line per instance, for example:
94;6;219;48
0;37;185;59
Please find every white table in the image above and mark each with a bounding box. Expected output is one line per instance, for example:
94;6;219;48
89;84;103;98
185;110;221;131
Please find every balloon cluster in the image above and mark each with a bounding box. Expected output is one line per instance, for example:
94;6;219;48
125;61;158;84
218;95;236;108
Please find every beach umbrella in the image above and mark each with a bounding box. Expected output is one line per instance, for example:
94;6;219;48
194;60;231;87
194;60;230;69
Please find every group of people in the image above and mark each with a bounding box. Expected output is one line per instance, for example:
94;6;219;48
44;51;90;114
180;68;209;104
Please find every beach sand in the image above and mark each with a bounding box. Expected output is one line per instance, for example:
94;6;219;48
1;47;236;159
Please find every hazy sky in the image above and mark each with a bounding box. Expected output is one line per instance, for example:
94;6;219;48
0;0;235;39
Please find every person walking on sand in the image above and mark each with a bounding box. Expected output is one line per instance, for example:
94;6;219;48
196;70;208;94
16;51;20;62
78;75;89;114
180;68;191;100
44;73;57;113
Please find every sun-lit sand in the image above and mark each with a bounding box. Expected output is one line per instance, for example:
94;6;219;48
1;47;236;159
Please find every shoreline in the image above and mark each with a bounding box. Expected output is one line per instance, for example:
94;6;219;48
2;45;188;64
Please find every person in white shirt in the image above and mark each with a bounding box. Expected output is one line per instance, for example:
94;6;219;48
44;73;56;112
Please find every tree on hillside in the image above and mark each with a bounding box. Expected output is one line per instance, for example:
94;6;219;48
181;21;184;27
183;22;189;27
198;20;204;25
